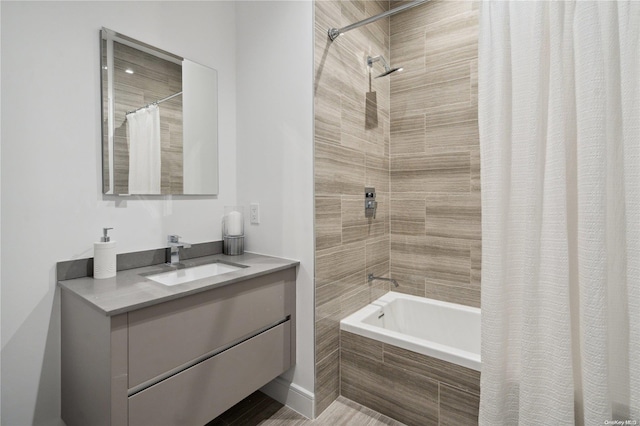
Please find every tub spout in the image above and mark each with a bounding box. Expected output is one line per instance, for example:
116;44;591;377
368;273;399;288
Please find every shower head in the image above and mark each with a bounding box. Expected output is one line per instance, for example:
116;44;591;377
376;66;403;78
367;55;403;78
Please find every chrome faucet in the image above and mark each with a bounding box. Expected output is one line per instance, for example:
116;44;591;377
167;235;192;265
368;273;399;288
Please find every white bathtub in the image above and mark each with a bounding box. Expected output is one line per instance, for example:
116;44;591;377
340;292;481;371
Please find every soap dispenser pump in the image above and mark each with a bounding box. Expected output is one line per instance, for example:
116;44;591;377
94;227;117;279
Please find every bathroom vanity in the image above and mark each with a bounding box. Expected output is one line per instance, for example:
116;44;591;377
58;251;297;426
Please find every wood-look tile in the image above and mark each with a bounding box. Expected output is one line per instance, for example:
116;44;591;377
369;279;390;303
423;59;472;86
316;196;342;251
424;193;480;240
211;391;407;426
425;119;478;149
315;142;365;196
390;234;428;275
390;0;472;36
366;153;390;193
341;349;439;426
424;11;478;69
341;285;373;318
425;280;480;308
470;58;478;105
315;83;343;145
365;0;390;31
470;145;481;193
343;195;388;243
259;406;308;425
390;30;427;95
314;0;341;30
391;77;470;117
365;91;380;130
316;314;340;363
366;152;389;171
314;22;348;93
390;197;426;235
390;25;425;65
205;390;267;424
366;237;390;270
316;295;340;323
226;393;284;425
390;114;426;156
470;239;481;288
374;192;390;236
316;348;341;417
424;101;477;128
422;76;472;110
341;0;365;28
439;383;480;426
317;395;388;426
316;270;364;308
390;149;469;171
362;1;390;53
336;38;369;98
383;344;480;395
341;95;386;157
424;236;471;287
341;331;384;362
342;196;371;243
366;261;391;293
390;113;424;134
316;241;366;283
390;151;471;193
389;270;426;297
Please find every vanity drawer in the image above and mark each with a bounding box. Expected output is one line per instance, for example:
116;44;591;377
127;268;295;388
128;320;291;426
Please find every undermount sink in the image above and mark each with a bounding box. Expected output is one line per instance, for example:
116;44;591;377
146;262;243;286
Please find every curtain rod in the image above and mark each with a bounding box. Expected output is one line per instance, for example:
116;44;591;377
126;91;183;115
328;0;431;41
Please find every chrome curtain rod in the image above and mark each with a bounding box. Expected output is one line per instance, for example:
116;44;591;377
126;91;183;115
328;0;431;41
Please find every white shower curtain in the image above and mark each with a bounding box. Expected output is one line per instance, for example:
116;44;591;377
127;104;161;194
479;2;639;425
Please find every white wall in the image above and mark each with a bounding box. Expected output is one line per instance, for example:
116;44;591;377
1;2;237;424
0;2;3;423
235;0;315;417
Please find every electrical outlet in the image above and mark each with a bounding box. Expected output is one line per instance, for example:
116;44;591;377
250;203;260;224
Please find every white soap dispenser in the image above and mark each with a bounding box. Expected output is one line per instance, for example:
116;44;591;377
94;227;117;279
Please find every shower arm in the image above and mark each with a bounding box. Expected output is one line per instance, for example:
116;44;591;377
328;0;431;41
367;55;391;72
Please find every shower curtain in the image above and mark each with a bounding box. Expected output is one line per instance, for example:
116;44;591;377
127;104;161;194
478;2;639;425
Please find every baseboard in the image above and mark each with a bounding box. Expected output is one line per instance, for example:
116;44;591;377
260;376;315;419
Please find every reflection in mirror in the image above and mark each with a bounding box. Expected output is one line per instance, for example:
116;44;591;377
101;28;218;195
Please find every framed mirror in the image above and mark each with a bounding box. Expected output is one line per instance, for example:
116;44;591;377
100;28;219;195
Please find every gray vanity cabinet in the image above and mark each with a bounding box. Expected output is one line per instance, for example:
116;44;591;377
61;268;296;426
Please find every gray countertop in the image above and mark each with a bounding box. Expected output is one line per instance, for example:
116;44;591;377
58;252;299;316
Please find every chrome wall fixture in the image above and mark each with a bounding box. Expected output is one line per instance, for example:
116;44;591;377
328;0;430;41
365;187;377;218
367;55;403;78
368;273;399;288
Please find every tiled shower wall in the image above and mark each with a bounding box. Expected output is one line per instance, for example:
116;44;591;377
313;0;480;417
389;1;480;307
314;0;392;416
